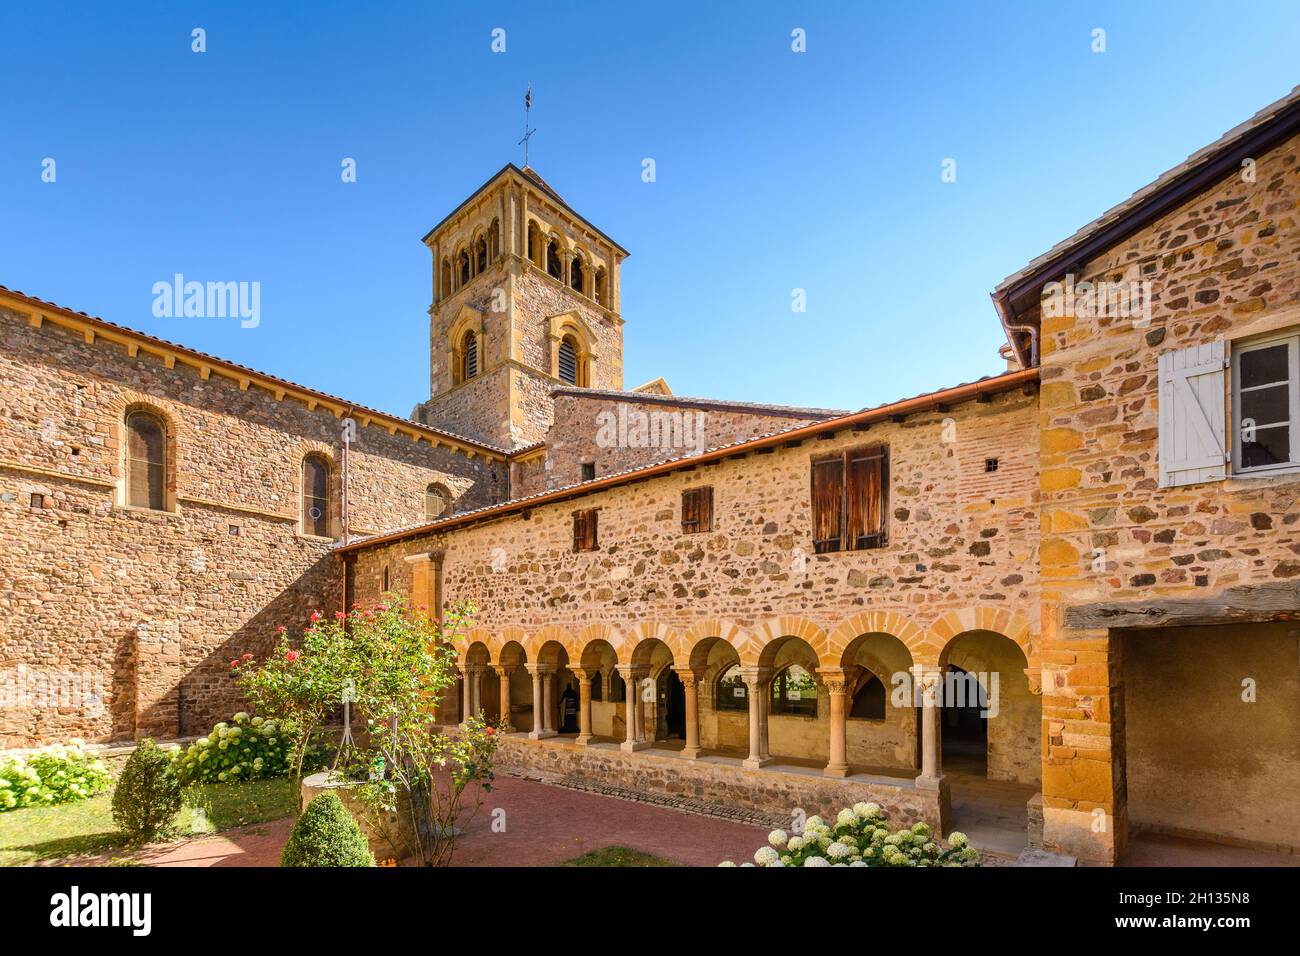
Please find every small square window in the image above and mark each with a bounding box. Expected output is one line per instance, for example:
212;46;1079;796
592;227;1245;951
681;487;713;533
229;524;240;536
30;493;44;509
984;458;999;473
581;462;596;482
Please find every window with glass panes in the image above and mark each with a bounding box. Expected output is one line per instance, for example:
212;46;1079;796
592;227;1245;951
1233;332;1300;474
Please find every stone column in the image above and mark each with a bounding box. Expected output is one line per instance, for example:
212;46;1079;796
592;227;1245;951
542;669;555;733
575;671;594;745
819;667;849;777
618;665;648;752
526;664;553;739
471;668;485;721
679;670;701;759
495;665;513;730
912;665;950;832
740;667;771;769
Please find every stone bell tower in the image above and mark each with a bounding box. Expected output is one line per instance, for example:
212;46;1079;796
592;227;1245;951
411;164;628;450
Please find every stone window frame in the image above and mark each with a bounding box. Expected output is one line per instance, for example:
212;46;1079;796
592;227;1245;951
112;395;183;514
298;449;337;541
546;310;596;386
447;305;486;389
1230;327;1300;478
425;482;452;520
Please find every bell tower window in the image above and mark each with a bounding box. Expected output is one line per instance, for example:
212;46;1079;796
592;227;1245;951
546;240;563;280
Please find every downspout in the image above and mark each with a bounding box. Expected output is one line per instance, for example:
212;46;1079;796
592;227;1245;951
992;289;1039;368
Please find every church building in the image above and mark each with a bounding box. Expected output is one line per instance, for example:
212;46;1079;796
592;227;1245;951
3;87;1300;865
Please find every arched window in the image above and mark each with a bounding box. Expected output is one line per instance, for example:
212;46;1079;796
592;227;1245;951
458;329;478;382
440;258;451;300
770;664;818;717
527;221;540;265
382;565;390;593
425;483;450;520
570;255;585;294
714;663;748;712
546;240;562;280
458;249;470;286
475;235;487;274
125;409;167;510
301;454;331;538
558;335;580;386
591;671;603;702
594;267;606;306
488;219;500;261
850;674;886;720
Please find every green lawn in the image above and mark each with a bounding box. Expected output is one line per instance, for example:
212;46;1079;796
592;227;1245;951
0;777;299;867
561;846;677;867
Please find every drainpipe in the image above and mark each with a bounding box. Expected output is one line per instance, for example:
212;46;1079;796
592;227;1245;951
992;290;1039;368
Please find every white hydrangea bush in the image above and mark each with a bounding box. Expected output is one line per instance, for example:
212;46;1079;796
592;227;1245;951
0;740;111;811
720;801;979;867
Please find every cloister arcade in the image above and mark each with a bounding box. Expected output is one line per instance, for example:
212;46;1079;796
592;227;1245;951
452;610;1041;794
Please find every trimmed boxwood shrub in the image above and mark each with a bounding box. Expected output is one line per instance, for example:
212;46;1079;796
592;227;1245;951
112;739;183;843
280;792;374;867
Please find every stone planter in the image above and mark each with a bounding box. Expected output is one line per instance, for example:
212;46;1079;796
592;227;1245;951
301;770;414;862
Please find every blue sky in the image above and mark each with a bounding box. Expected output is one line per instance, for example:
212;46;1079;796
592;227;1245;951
2;1;1297;416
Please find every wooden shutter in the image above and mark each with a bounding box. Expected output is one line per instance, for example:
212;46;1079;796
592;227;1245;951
846;446;887;549
811;456;845;553
573;509;598;551
126;411;166;510
464;332;478;379
1159;342;1226;487
682;487;713;533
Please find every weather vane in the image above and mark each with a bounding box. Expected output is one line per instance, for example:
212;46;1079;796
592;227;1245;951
519;83;536;167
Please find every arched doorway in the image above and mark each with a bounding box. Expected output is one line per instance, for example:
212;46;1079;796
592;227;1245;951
655;667;686;741
940;665;989;775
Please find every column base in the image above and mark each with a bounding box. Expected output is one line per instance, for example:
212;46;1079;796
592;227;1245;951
620;740;650;753
574;733;593;746
527;730;557;740
742;755;772;770
681;746;702;760
823;762;850;778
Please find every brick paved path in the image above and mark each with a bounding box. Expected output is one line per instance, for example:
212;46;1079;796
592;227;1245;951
128;773;770;867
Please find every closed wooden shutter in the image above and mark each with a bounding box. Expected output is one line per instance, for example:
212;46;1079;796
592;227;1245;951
681;487;713;533
811;456;845;553
573;509;598;551
1158;342;1226;487
846;446;887;548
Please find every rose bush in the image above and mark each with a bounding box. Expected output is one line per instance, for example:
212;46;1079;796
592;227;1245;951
0;740;111;811
720;802;980;867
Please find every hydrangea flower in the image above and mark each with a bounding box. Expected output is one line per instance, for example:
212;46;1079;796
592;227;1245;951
836;808;858;828
947;831;969;849
768;829;788;848
754;846;779;866
803;856;831;867
827;842;853;859
853;802;881;819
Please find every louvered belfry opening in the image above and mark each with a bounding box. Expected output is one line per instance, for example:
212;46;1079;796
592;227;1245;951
570;256;584;293
558;336;579;385
462;330;478;380
811;445;888;553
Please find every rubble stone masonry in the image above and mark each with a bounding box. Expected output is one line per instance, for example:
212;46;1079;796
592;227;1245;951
0;302;503;746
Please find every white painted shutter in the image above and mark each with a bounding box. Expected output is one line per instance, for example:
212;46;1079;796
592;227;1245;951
1158;341;1227;487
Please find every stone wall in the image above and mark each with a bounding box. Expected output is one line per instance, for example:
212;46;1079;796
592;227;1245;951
0;304;502;746
494;735;944;833
1037;130;1300;861
542;391;834;491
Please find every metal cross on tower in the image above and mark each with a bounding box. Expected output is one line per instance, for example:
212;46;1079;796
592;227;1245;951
518;83;536;167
